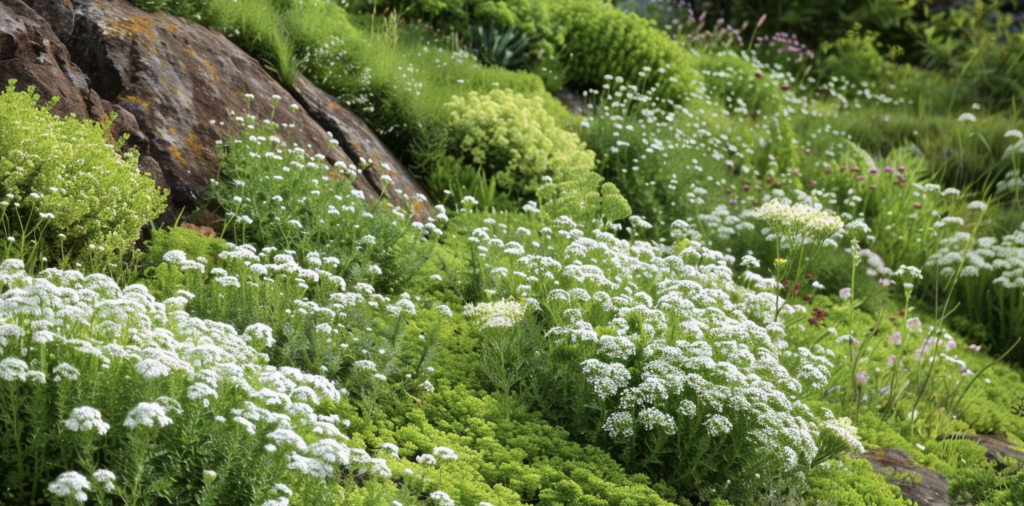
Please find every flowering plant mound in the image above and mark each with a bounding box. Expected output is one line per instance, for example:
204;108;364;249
449;210;834;500
209;113;435;294
0;259;394;505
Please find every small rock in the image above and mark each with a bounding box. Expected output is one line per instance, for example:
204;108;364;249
855;448;950;506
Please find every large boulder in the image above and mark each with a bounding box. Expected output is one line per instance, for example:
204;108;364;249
2;0;430;222
65;0;356;211
21;0;75;42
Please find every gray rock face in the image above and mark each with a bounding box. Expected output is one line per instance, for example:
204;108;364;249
0;0;97;118
1;0;430;222
21;0;74;42
65;0;355;211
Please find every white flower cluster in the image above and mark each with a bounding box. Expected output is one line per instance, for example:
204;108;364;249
819;416;864;454
470;218;827;490
757;199;845;243
926;221;1024;288
463;299;524;329
0;259;389;497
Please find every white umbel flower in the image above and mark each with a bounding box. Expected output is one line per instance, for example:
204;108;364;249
48;471;91;502
64;407;110;435
124;402;173;429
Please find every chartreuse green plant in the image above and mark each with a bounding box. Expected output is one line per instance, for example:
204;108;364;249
445;89;595;198
804;457;912;506
553;0;698;102
0;82;165;271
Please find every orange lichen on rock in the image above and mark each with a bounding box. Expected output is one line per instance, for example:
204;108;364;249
202;59;220;82
104;16;158;51
168;144;186;164
180;222;217;238
122;95;150;111
186;134;207;160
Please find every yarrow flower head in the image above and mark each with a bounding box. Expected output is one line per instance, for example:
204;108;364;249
92;470;115;493
463;299;524;329
758;200;844;242
124;402;173;429
48;471;91;503
819;416;865;454
429;491;455;506
64;407;110;435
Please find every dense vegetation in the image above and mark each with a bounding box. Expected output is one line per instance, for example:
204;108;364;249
3;0;1024;505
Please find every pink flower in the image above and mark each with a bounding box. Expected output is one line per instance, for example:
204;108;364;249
888;332;902;346
945;339;956;351
968;344;982;352
855;371;869;385
839;288;852;300
906;317;922;333
888;355;897;367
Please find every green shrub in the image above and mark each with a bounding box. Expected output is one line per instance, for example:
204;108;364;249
446;89;595;197
0;82;166;267
553;0;698;101
817;24;911;91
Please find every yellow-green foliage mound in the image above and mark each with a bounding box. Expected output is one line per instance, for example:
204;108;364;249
554;0;698;101
0;82;166;259
446;88;596;195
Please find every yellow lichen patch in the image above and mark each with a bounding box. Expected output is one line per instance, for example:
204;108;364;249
185;46;196;56
328;102;341;110
168;144;186;164
202;59;220;82
121;95;150;112
169;128;177;136
167;25;178;34
186;134;207;161
104;17;159;51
